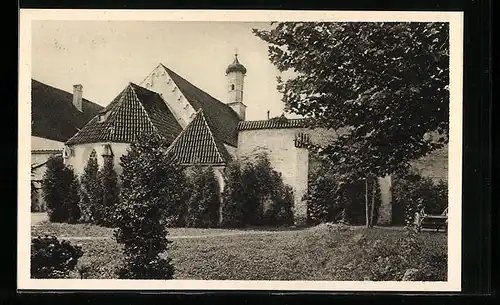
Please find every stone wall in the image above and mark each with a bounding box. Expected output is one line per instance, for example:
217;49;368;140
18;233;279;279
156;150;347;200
237;126;394;225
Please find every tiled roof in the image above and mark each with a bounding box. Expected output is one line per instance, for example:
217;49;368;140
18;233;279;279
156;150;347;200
167;109;232;165
66;83;183;145
238;117;310;131
162;65;241;147
31;79;104;142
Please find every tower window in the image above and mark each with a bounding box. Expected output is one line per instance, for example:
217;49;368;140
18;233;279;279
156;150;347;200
231;84;235;91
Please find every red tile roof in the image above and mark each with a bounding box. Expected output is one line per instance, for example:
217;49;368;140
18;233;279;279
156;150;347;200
167;109;232;165
31;79;104;142
162;65;241;147
66;83;182;145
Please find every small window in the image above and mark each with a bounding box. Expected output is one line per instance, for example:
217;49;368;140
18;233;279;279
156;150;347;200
98;112;109;123
231;84;235;91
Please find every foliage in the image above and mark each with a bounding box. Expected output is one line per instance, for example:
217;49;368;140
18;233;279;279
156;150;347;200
253;22;449;179
305;155;381;226
185;165;220;228
41;155;81;223
115;133;180;279
392;169;448;225
31;235;83;279
221;161;246;228
96;156;120;227
222;153;294;228
79;150;101;223
31;180;40;212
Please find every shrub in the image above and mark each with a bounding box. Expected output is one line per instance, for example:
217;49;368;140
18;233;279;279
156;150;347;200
31;236;83;279
66;171;82;224
185;165;220;228
221;161;246;228
115;133;180;279
266;181;295;227
305;156;381;226
31;180;40;212
222;153;295;227
79;150;101;223
41;156;81;223
392;170;448;225
97;156;120;227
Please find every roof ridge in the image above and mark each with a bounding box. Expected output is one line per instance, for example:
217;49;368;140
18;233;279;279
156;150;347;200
161;64;236;114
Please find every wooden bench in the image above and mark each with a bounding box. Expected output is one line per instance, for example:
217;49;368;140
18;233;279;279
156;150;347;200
414;207;448;232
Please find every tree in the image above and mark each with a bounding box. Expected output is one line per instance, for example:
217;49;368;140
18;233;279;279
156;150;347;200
221;161;246;228
41;156;80;223
253;22;449;178
97;156;120;227
80;150;101;223
114;133;183;279
185;165;220;228
65;169;82;224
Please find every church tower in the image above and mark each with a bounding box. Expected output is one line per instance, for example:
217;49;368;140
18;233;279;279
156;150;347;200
226;52;247;121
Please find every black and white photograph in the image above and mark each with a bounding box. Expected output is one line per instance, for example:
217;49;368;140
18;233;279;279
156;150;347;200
18;10;463;291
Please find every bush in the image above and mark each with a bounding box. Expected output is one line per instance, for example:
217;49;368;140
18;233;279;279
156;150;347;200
185;165;220;228
222;153;294;227
31;180;40;212
97;156;120;227
115;133;180;279
31;236;83;278
392;170;448;225
221;161;246;228
305;156;381;226
79;150;101;223
41;156;81;223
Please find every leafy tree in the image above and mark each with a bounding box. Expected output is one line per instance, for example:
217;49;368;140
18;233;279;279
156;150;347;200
97;156;120;227
114;133;182;279
79;150;100;223
221;161;246;228
41;156;80;223
253;22;449;178
185;165;220;228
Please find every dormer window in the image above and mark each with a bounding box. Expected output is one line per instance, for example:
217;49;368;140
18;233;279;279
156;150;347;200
98;111;109;123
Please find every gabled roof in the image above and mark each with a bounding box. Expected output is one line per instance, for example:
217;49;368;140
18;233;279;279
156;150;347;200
162;65;240;147
66;83;183;145
167;109;232;166
31;79;104;142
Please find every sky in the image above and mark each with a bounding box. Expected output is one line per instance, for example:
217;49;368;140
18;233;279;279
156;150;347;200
31;21;292;121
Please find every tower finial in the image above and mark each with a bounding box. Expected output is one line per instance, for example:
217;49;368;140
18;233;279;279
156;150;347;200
235;47;238;58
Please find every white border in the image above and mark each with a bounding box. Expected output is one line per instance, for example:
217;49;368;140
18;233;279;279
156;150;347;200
18;10;463;292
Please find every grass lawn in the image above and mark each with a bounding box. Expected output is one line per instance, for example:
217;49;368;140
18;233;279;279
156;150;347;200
31;216;447;281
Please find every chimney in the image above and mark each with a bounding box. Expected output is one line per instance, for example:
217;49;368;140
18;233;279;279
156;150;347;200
267;110;270;120
73;84;83;112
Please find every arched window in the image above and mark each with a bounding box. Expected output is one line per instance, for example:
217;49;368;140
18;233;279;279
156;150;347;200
231;84;235;91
